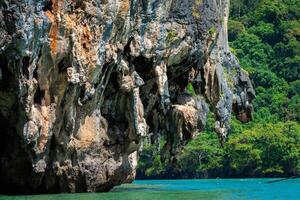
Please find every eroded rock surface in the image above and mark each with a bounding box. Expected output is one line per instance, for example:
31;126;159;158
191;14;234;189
0;0;254;194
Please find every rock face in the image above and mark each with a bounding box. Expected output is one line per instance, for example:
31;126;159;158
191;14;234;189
0;0;254;194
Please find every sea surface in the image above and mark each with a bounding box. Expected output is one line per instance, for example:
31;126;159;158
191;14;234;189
0;179;299;200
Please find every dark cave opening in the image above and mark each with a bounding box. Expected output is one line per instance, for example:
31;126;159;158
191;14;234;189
0;55;11;89
197;66;207;95
0;113;33;194
169;73;189;102
58;58;68;72
42;0;53;12
22;56;30;79
0;55;46;194
34;86;45;105
101;70;129;135
109;72;120;93
133;56;154;81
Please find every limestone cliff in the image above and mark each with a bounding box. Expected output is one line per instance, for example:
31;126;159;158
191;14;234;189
0;0;254;194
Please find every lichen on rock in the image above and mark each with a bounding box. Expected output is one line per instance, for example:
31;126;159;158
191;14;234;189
0;0;254;194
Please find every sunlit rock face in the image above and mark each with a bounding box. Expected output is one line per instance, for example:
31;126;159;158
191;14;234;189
0;0;254;194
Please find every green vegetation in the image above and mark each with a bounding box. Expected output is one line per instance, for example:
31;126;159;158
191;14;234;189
192;7;201;19
228;20;245;41
229;0;300;122
137;0;300;179
192;0;203;19
186;83;197;96
137;114;300;179
209;27;217;37
166;30;178;44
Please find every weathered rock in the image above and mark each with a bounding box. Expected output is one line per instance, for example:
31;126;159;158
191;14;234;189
0;0;254;194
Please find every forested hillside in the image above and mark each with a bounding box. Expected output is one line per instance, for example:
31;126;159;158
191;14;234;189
137;0;300;179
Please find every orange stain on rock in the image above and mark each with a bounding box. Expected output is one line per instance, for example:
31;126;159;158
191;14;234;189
45;0;64;57
82;24;92;48
119;0;130;16
65;14;76;29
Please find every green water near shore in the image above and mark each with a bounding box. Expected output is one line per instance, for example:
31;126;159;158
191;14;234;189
0;179;299;200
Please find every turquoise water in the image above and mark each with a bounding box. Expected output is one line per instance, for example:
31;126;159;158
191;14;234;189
0;179;299;200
